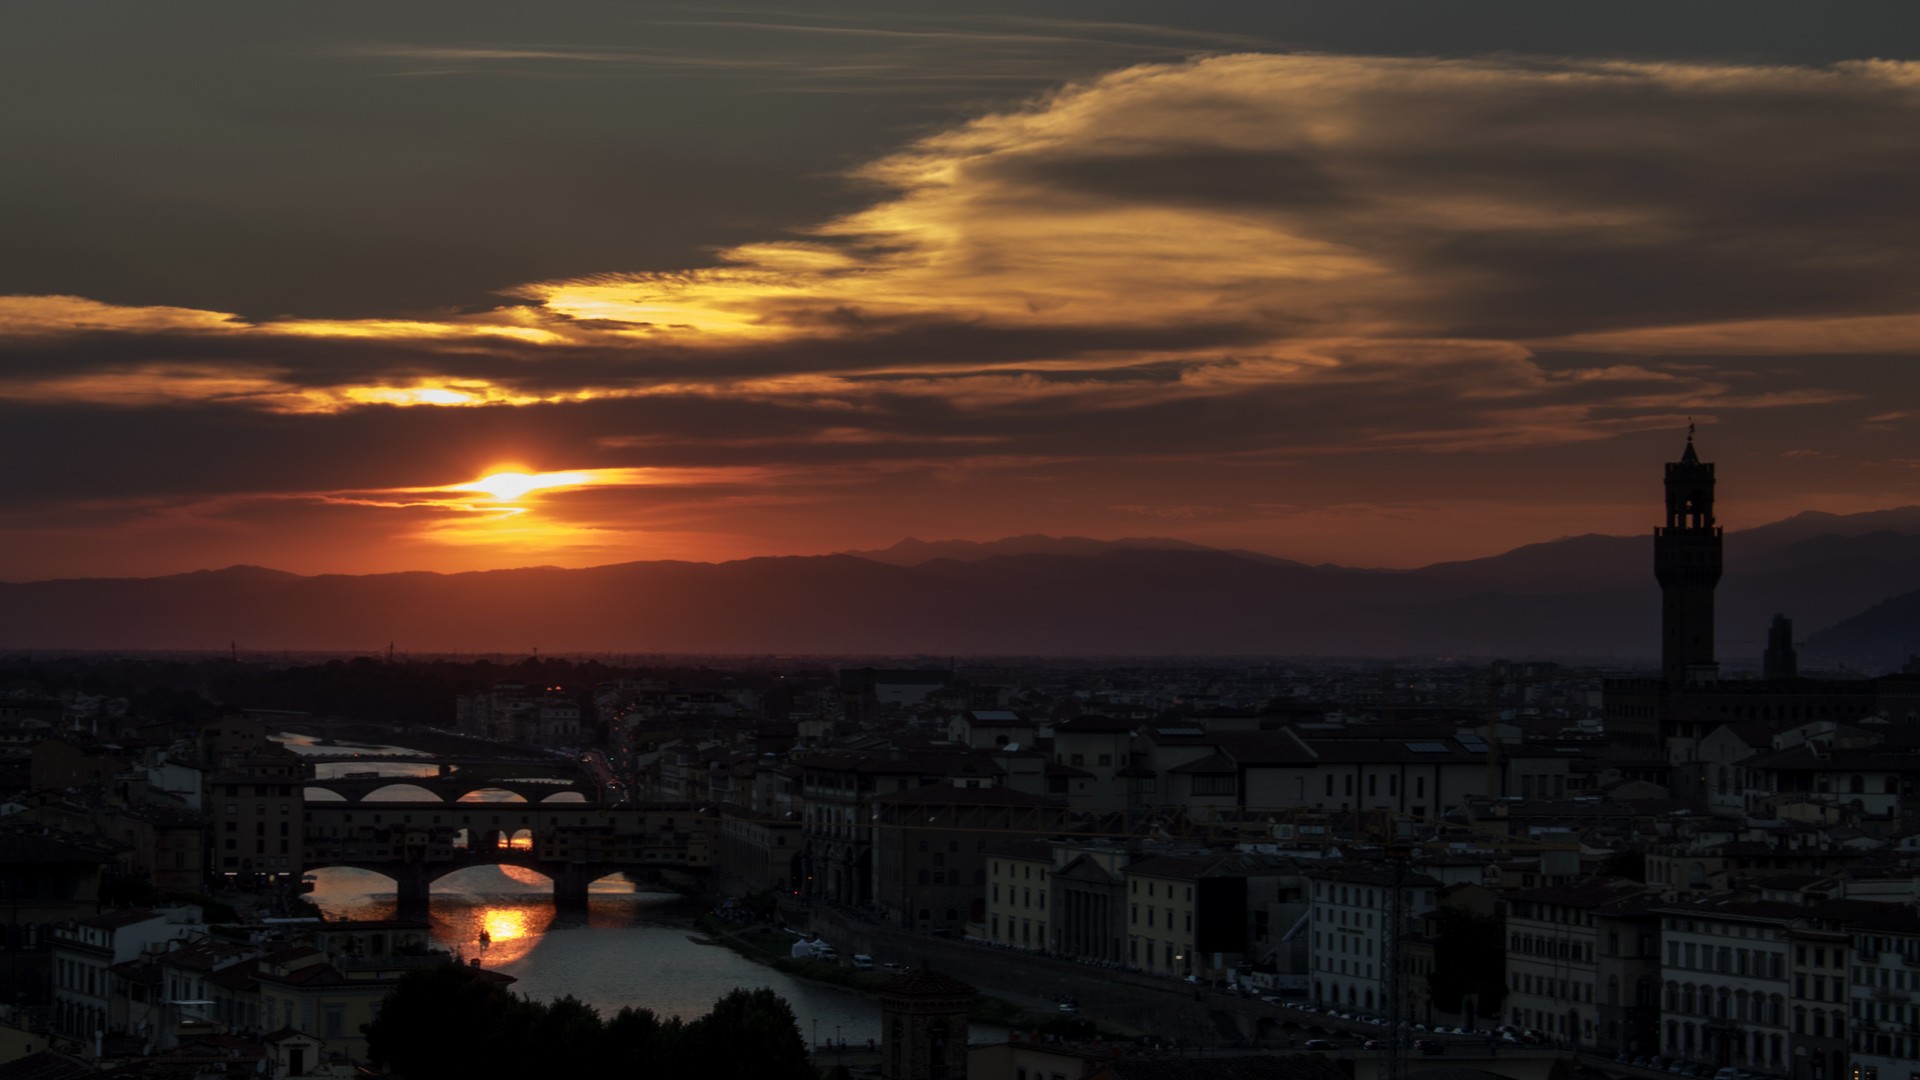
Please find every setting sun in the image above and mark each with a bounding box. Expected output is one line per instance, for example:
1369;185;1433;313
454;470;594;502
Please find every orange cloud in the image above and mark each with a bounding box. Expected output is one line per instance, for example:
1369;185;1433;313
7;52;1920;578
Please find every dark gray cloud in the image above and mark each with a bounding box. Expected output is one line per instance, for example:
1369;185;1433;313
6;14;1920;576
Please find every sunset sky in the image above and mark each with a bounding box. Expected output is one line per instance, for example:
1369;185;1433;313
6;2;1919;580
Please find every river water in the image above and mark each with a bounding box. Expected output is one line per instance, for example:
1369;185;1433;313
278;734;887;1045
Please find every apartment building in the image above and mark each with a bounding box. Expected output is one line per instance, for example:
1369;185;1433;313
1304;862;1437;1012
1656;896;1795;1074
1787;911;1851;1080
49;907;203;1041
870;784;1067;930
794;749;972;905
1829;899;1920;1080
1505;880;1656;1049
985;840;1054;950
208;746;305;884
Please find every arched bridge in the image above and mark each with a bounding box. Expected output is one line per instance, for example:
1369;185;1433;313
303;800;714;913
302;757;598;804
304;774;596;804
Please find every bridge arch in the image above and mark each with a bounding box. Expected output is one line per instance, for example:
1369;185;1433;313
302;800;712;914
454;787;531;803
364;782;445;802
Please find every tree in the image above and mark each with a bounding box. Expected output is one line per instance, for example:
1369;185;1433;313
364;964;531;1078
365;964;812;1080
1427;909;1509;1020
684;988;813;1080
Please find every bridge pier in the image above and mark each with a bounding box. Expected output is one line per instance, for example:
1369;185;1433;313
395;867;433;919
552;865;593;914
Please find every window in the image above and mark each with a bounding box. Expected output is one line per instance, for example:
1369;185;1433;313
1192;775;1236;797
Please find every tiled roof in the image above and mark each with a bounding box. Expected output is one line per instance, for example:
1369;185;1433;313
1129;852;1294;881
78;908;160;930
1054;716;1138;734
1505;879;1651;911
1814;898;1920;935
870;786;1064;808
1300;862;1440;889
987;839;1055;861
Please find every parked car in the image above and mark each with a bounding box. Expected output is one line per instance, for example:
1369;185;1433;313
1303;1039;1336;1051
1413;1038;1444;1055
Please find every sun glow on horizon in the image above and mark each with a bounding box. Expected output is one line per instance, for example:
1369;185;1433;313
453;470;596;502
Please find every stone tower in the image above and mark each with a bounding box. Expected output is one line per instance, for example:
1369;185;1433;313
1764;614;1798;679
1655;428;1722;684
878;968;975;1080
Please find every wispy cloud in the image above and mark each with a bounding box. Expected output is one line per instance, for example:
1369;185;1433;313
344;9;1272;91
6;51;1920;573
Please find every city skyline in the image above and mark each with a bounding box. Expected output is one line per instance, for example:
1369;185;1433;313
7;4;1920;580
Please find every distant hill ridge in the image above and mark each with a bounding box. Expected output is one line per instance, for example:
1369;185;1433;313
4;507;1917;662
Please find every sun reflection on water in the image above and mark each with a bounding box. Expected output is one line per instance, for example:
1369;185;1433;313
301;865;889;1044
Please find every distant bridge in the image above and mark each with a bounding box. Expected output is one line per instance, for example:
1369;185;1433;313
304;774;597;804
302;800;713;913
298;753;561;768
302;756;601;804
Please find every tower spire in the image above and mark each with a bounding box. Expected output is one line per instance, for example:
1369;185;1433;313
1656;431;1722;684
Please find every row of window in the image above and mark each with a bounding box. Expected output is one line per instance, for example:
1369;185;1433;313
1127;905;1192;932
225;820;293;834
1663;918;1783;942
1664;940;1785;978
1663;1020;1784;1069
1316;773;1430;799
1511;933;1592;961
1857;965;1920;991
1516;971;1594;1003
1662;982;1787;1025
1315;930;1376;957
1316;956;1375;978
919;869;985;886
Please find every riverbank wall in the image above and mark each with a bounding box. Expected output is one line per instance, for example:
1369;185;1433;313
792;903;1241;1045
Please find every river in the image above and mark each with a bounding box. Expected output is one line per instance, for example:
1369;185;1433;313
277;733;892;1046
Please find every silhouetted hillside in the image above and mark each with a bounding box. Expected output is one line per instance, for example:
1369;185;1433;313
1803;589;1920;670
5;509;1919;661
